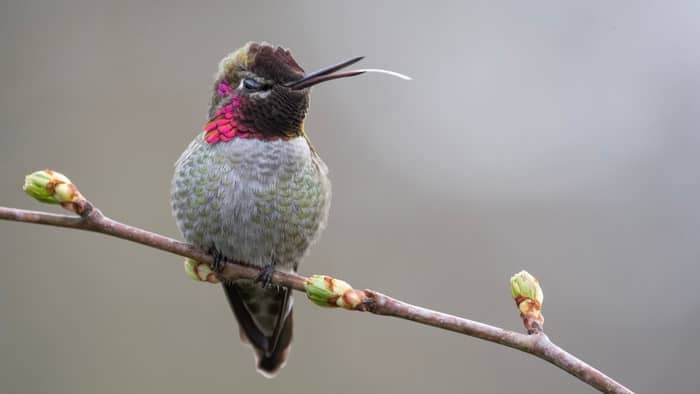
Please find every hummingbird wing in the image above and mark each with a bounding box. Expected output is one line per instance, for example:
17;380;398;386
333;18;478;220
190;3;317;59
222;281;293;377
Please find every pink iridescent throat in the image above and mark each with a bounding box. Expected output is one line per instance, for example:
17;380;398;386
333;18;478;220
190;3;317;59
204;81;287;144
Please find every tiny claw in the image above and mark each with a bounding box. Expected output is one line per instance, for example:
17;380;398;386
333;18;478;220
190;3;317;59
254;264;275;288
209;246;226;273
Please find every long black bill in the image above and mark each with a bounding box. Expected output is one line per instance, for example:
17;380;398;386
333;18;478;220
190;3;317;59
285;56;365;90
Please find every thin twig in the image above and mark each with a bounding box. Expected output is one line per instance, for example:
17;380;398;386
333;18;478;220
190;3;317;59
0;205;633;393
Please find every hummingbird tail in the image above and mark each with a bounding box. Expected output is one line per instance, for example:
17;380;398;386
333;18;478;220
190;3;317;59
222;281;293;378
256;312;293;376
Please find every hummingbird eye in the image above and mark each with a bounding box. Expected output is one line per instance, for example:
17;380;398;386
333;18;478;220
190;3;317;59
242;78;263;91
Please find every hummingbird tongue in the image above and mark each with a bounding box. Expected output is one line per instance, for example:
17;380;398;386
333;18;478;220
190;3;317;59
350;68;412;80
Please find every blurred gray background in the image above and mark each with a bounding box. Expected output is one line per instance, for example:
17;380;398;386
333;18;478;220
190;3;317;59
1;1;698;393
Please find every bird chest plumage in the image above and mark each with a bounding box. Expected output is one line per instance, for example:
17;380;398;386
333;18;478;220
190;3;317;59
171;134;331;270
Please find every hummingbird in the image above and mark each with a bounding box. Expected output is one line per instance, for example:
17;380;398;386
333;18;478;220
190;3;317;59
170;42;367;377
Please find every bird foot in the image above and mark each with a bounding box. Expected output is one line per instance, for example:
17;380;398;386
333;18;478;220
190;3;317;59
182;245;225;284
254;264;275;288
208;246;226;273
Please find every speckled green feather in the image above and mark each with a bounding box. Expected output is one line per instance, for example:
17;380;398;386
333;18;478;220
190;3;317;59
171;134;330;268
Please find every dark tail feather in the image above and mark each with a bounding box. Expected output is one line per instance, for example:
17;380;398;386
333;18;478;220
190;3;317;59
257;311;293;376
222;282;293;378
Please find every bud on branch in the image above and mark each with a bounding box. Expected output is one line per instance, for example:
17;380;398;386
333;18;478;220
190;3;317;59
23;169;88;215
510;270;544;334
304;275;366;309
184;257;220;284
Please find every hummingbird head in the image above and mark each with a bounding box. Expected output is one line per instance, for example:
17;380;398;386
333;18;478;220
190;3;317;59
205;42;364;144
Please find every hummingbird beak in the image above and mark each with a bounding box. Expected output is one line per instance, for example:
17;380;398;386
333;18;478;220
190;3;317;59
285;56;365;90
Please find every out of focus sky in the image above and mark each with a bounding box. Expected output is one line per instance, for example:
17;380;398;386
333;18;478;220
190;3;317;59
1;1;699;393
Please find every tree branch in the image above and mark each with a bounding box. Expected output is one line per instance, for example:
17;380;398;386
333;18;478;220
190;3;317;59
0;205;633;392
3;170;634;393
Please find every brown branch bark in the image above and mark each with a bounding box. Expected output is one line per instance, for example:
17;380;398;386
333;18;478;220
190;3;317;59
0;204;633;393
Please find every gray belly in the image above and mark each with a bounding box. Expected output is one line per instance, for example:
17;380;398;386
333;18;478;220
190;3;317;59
170;135;331;270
